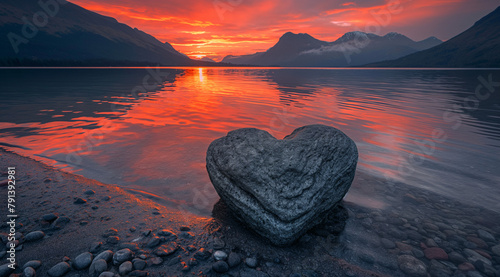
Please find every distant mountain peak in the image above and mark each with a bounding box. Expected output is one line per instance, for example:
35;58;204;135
279;32;315;41
384;32;404;38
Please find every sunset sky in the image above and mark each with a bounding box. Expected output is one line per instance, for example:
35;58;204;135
70;0;499;61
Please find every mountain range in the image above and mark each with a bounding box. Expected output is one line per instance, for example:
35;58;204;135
222;32;443;67
370;5;500;67
0;0;498;67
0;0;206;66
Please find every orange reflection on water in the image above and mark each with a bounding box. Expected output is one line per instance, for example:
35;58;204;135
1;68;442;214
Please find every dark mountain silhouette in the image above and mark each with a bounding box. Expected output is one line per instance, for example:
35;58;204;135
370;6;500;67
222;31;442;67
0;0;205;66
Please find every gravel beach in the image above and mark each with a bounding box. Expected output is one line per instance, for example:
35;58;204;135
1;148;499;277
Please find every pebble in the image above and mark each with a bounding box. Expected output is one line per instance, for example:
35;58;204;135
25;231;45;242
491;245;500;256
47;262;71;277
89;242;102;253
380;238;396;249
106;236;120;244
0;264;15;277
459;262;476;271
157;229;176;238
146;236;161;248
449;252;467;264
133;259;147;270
228;252;242;267
113;248;133;265
94;250;113;262
180;226;191;231
424;247;448;260
213;238;225;250
52;216;70;227
74;198;87;204
84;190;95;195
194;248;211;260
73;252;93;270
23;260;42;270
477;230;495;242
245;257;258;268
412;249;425;259
42;214;58;222
426;238;438;248
102;196;111;201
89;259;107;277
212;261;229;273
154;242;178;256
23;266;36;277
214;250;228;261
98;272;115;277
119;261;133;275
467;237;488;249
463;249;492;266
398;255;427;277
102;229;118;238
148;257;163;266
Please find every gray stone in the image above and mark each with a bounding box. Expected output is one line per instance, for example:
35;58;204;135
464;249;492;266
132;259;147;270
119;261;133;275
154;242;178;256
213;238;225;250
212;261;229;273
73;252;93;270
206;125;358;245
380;238;396;249
227;252;241;267
214;250;228;261
25;231;45;242
89;259;107;277
89;242;102;253
449;252;467;264
47;262;71;277
42;213;58;222
24;266;36;277
491;245;500;256
98;272;115;277
23;260;42;269
245;257;258;268
93;250;113;263
113;248;133;265
398;255;427;277
478;230;495;242
0;264;15;277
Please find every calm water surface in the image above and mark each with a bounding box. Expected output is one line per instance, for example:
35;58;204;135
1;68;499;216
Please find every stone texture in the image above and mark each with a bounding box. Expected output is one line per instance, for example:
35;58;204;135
206;125;358;245
424;247;448;260
47;262;71;277
398;255;427;277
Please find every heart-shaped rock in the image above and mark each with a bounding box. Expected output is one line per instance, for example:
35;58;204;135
206;124;358;245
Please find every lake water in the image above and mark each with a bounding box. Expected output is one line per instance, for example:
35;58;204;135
1;68;499;217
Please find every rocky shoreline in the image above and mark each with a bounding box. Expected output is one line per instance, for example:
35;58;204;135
1;148;500;277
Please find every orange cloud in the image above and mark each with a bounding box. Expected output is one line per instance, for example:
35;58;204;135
69;0;499;61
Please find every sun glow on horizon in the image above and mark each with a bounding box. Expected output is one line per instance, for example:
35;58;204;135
69;0;497;60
